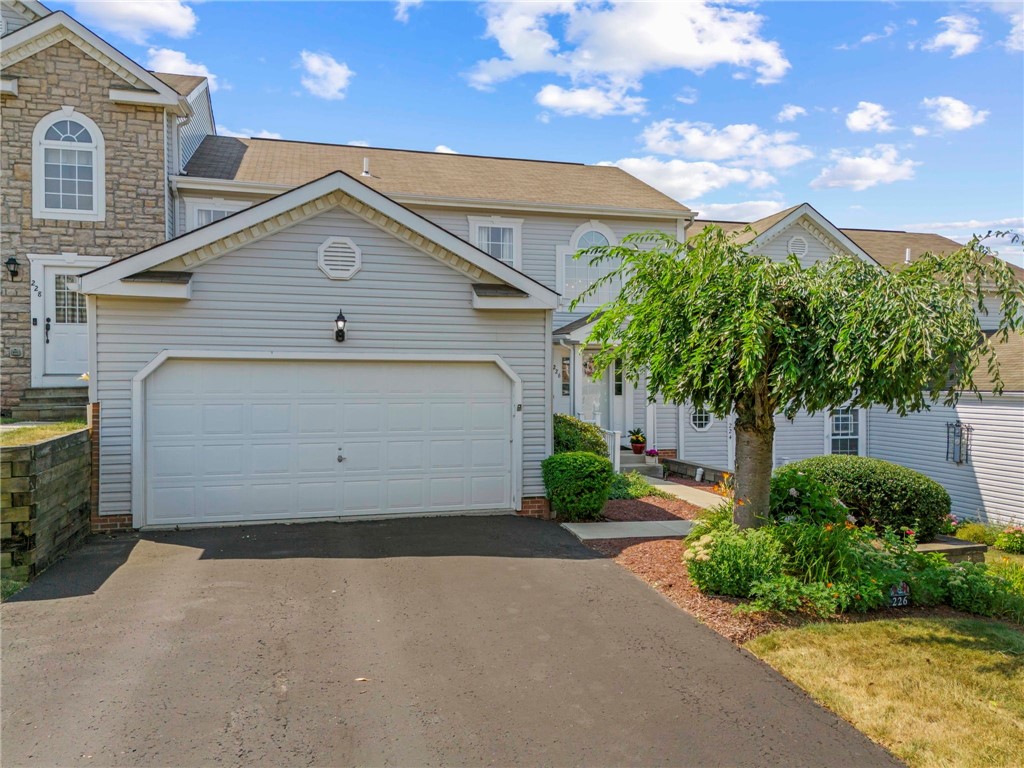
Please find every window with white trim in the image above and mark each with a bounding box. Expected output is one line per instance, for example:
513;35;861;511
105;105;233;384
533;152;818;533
468;216;522;269
185;198;251;231
33;109;105;222
691;407;713;431
560;221;619;307
829;406;860;455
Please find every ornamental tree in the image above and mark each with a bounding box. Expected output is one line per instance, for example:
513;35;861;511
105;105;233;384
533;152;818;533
575;227;1023;528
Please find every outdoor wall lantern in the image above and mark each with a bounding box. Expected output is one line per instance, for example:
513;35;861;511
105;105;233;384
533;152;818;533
4;256;19;280
334;308;348;342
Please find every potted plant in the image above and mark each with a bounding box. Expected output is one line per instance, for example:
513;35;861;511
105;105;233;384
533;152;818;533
629;428;646;454
645;448;659;465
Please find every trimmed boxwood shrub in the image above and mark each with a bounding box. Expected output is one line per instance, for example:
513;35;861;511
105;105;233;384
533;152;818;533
541;451;614;521
783;455;950;542
553;413;608;457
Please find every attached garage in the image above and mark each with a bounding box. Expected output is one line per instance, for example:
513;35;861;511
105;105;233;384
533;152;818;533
79;172;557;529
141;356;517;526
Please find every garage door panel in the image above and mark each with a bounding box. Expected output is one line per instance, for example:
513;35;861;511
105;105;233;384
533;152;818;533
145;359;513;525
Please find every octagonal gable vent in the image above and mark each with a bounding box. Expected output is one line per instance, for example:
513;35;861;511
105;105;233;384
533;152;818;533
318;236;361;280
787;235;809;258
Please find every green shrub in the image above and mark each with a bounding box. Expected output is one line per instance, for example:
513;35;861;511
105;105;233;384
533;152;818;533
783;455;949;542
769;466;849;525
994;525;1024;554
552;413;608;457
956;522;1002;546
988;559;1024;597
745;575;840;618
608;471;672;500
685;501;735;543
541;451;614;521
684;528;784;597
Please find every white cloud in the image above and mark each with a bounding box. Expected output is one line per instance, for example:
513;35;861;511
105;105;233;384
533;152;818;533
434;145;458;154
299;51;354;100
467;2;789;118
641;119;813;169
602;156;775;202
347;140;371;147
535;83;646;117
923;15;982;57
911;125;930;136
811;145;918;191
920;96;989;131
216;125;282;140
69;0;196;44
991;2;1023;51
906;217;1024;268
394;0;423;24
147;48;219;91
676;86;699;105
845;101;894;133
776;104;807;122
695;200;786;221
837;22;898;50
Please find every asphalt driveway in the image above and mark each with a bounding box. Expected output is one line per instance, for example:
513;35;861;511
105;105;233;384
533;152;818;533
1;516;898;767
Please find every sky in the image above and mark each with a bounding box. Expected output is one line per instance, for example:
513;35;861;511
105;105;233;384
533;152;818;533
54;1;1024;265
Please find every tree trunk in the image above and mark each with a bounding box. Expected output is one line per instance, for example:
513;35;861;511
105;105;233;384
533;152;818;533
732;389;776;528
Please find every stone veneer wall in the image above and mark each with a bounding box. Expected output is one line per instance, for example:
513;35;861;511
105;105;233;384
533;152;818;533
1;39;169;409
1;428;91;580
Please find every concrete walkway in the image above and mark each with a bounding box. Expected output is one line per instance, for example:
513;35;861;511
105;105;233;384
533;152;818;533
562;519;694;541
647;477;722;508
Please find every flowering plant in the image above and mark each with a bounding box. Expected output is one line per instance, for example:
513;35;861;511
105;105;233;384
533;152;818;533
994;525;1024;554
645;448;659;457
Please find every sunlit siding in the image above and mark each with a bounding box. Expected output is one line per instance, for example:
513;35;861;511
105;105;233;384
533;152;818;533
179;85;214;168
94;205;549;516
868;398;1024;525
774;410;827;467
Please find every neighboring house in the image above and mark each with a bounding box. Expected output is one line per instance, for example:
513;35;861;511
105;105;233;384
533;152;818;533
642;204;1023;526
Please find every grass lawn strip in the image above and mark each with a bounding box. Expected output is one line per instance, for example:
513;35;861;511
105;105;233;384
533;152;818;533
0;420;87;446
1;578;27;601
746;619;1024;768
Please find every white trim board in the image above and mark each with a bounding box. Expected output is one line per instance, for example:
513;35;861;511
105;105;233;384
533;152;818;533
27;252;110;388
748;203;879;266
127;350;525;528
80;171;558;308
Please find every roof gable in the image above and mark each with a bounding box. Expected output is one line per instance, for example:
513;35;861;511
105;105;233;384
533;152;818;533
1;11;182;106
79;171;559;307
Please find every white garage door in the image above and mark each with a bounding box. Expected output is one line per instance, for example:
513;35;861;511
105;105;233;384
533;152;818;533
143;359;514;526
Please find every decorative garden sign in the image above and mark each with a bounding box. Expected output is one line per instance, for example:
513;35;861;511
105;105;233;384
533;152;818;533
889;581;911;608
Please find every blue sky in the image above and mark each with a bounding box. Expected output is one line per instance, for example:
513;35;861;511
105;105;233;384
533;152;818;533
57;1;1024;264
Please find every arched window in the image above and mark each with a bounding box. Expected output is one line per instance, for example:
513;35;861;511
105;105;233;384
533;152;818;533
560;221;619;307
690;407;713;431
33;109;105;221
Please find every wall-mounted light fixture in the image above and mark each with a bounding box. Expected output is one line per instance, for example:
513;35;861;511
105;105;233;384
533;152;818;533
335;308;348;342
4;256;19;280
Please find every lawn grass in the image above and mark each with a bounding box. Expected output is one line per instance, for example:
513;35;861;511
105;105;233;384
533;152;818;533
608;471;673;500
746;618;1024;768
987;549;1024;568
1;578;27;601
0;420;87;447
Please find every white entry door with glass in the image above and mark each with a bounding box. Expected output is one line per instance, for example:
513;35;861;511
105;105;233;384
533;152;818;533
29;255;109;387
578;350;629;436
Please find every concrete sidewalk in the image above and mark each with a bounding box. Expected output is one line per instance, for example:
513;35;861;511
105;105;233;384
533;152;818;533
648;477;723;508
562;519;694;541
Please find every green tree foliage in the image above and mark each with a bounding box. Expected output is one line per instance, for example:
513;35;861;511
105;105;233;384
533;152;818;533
575;226;1023;527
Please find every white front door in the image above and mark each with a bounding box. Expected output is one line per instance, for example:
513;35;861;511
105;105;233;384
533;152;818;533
143;358;516;526
43;269;89;376
29;254;109;388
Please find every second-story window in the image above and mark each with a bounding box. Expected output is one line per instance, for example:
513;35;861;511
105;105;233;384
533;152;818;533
33;109;105;222
560;221;619;308
468;216;522;269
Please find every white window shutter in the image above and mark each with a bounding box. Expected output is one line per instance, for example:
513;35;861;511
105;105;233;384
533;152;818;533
318;236;362;280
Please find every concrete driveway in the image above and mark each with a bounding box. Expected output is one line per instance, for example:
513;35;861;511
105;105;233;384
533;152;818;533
1;517;898;767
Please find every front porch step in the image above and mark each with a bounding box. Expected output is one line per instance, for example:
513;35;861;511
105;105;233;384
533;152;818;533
9;387;88;423
619;452;663;477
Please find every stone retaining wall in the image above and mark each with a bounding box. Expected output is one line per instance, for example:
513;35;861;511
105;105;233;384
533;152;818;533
1;429;91;581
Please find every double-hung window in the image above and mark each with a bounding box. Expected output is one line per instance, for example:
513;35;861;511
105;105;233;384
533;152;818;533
468;216;522;269
33;109;105;222
829;406;862;455
559;221;619;308
185;198;251;232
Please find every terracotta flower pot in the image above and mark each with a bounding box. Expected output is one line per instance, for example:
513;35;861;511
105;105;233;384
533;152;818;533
631;443;645;454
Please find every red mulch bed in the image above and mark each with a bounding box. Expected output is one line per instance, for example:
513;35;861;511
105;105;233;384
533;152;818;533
602;495;704;522
665;474;726;496
585;537;800;643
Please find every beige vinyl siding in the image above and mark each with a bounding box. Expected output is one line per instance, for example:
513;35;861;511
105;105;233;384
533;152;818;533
868;399;1024;526
774;410;827;467
94;205;549;516
411;207;676;328
756;222;839;267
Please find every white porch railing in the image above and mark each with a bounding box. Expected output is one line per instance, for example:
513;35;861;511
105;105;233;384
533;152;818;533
602;429;621;472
